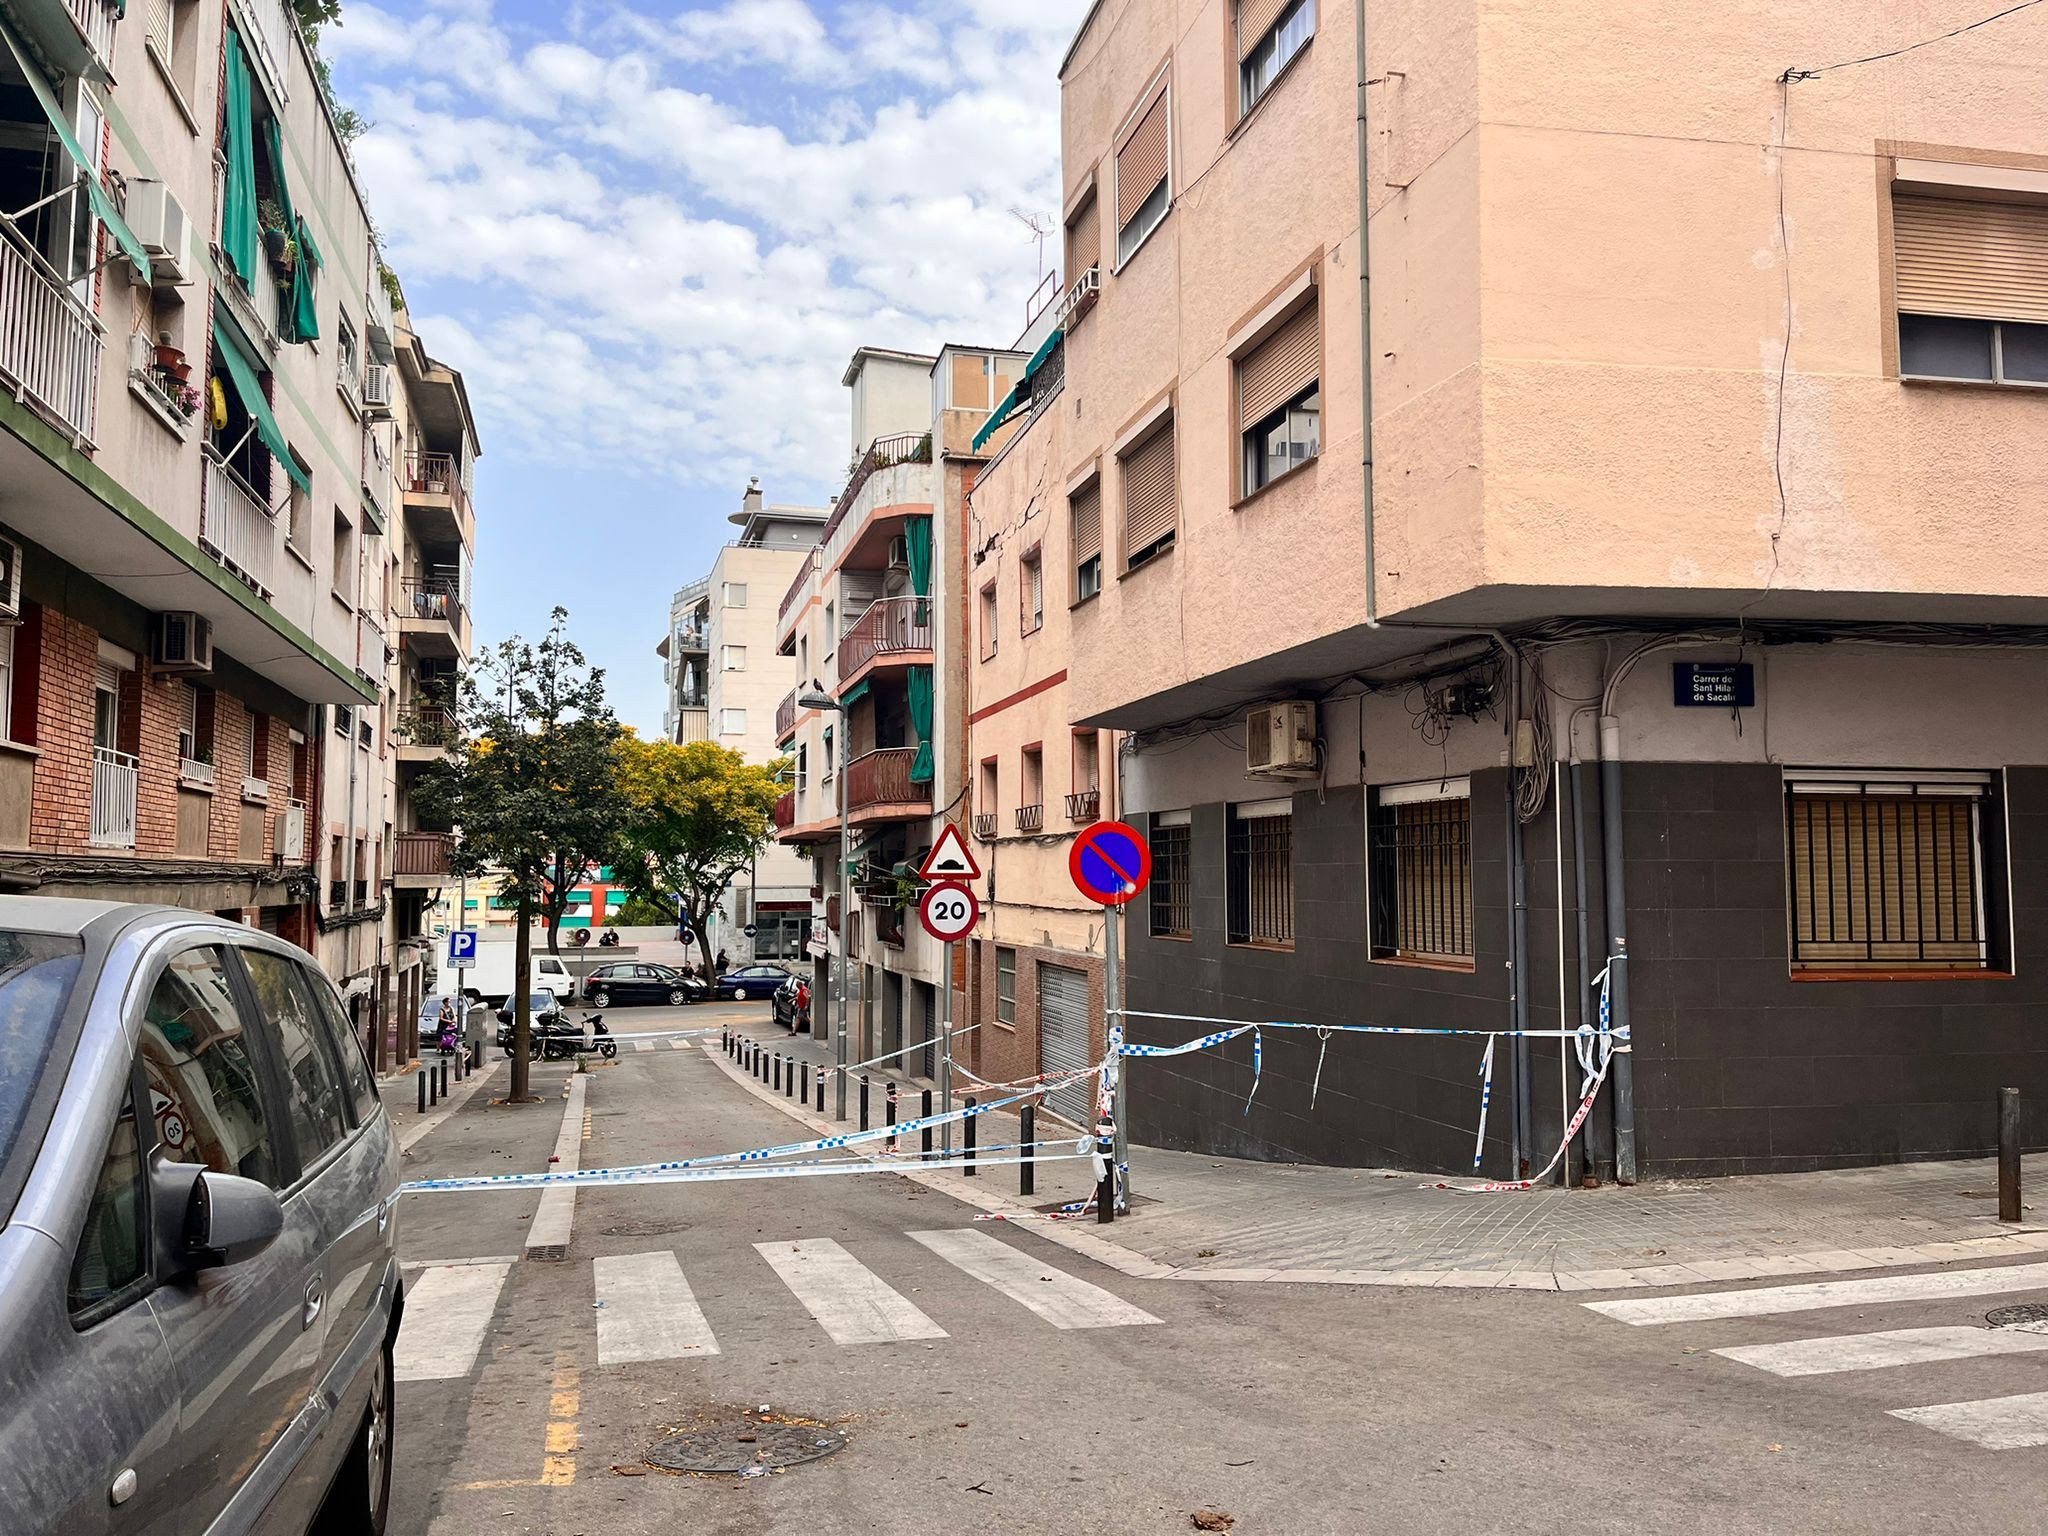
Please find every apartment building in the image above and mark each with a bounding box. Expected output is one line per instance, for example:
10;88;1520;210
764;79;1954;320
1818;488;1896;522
774;345;1022;1063
0;0;474;1067
659;576;710;744
1058;0;2048;1178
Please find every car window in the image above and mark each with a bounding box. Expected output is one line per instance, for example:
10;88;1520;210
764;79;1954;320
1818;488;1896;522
298;960;378;1125
241;949;349;1169
0;931;86;1214
68;1078;145;1317
140;948;277;1187
634;966;657;979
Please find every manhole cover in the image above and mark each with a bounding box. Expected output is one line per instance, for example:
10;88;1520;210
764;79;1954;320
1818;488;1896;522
1987;1303;2048;1329
601;1218;687;1238
646;1420;847;1476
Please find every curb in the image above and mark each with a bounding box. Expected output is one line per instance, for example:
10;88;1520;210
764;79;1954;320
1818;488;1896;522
703;1036;2048;1292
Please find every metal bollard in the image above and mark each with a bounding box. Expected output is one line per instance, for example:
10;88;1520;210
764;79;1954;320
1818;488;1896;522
787;1057;797;1100
963;1096;977;1176
722;1028;730;1055
2000;1087;2023;1223
921;1089;934;1161
1096;1118;1115;1225
438;1060;449;1099
417;1071;427;1113
773;1053;782;1092
859;1075;870;1132
1020;1103;1036;1197
817;1073;826;1114
800;1062;810;1103
886;1082;899;1152
427;1067;438;1108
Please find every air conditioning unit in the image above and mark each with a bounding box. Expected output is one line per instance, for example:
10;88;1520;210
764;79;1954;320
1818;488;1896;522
154;611;214;673
0;535;21;623
362;363;393;411
1245;701;1318;777
275;801;306;865
124;181;189;284
1064;265;1101;322
886;535;909;570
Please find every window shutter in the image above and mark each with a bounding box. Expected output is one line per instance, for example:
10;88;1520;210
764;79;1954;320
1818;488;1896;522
1066;193;1100;279
1237;302;1320;431
1894;195;2048;324
1070;482;1102;567
1121;422;1177;560
1116;89;1170;230
1239;0;1292;59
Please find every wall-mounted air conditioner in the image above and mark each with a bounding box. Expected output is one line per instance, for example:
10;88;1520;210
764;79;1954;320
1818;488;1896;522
362;363;393;411
154;611;214;673
124;181;189;284
1245;701;1318;777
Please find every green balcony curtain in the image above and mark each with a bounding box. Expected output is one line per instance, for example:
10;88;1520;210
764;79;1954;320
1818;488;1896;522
908;665;934;785
0;19;150;282
213;314;312;493
262;115;320;343
220;29;260;285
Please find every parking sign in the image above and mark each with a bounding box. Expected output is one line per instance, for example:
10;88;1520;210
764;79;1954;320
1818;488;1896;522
447;929;478;969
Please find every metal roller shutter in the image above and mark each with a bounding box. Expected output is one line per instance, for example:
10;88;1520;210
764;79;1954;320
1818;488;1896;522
1038;963;1092;1128
1066;192;1100;279
1237;302;1319;431
1116;90;1169;229
1120;423;1176;562
1894;195;2048;324
1238;0;1292;58
1070;481;1101;567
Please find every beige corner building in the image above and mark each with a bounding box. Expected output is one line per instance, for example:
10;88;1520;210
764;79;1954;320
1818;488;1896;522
1043;0;2048;1178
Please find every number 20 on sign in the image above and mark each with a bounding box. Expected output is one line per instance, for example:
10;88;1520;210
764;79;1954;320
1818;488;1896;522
919;881;979;942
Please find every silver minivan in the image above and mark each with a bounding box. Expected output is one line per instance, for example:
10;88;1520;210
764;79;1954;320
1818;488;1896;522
0;900;402;1535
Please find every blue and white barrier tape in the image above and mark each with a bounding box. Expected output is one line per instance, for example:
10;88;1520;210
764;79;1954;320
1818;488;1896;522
400;1148;1094;1196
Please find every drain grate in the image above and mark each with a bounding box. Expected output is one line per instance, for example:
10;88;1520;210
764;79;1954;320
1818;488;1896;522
601;1218;688;1238
646;1418;847;1476
1988;1303;2048;1329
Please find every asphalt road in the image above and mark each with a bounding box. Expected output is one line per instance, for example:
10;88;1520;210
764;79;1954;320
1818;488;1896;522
387;1000;2048;1535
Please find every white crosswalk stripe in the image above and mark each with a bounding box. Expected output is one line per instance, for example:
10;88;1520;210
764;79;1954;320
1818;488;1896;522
755;1238;948;1344
592;1250;720;1363
1889;1392;2048;1450
1583;1260;2048;1326
394;1260;511;1381
909;1228;1162;1329
1716;1324;2048;1377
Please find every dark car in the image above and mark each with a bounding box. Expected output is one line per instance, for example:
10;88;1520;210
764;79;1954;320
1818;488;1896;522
0;899;400;1535
495;987;565;1051
717;963;796;1002
583;962;706;1010
772;975;812;1031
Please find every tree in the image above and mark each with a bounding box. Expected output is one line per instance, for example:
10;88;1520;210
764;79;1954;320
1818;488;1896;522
415;610;627;1100
614;737;785;979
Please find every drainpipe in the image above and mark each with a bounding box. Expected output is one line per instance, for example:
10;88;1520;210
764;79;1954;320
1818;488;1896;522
1504;652;1531;1175
1569;754;1604;1182
1355;0;1378;628
1597;711;1638;1184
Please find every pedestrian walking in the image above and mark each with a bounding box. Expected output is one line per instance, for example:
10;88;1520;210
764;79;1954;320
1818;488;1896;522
715;948;730;975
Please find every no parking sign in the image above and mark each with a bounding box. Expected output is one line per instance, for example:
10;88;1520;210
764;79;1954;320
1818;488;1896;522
1069;821;1151;907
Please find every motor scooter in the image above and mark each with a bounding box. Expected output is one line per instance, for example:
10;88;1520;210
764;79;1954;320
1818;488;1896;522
536;1012;618;1061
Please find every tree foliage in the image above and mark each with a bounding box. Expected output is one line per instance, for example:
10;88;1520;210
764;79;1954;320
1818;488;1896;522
613;737;786;976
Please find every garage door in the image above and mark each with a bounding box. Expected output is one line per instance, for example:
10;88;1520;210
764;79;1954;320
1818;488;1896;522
1038;964;1092;1128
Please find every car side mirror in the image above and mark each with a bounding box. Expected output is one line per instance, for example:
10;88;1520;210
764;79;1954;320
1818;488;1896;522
153;1162;284;1274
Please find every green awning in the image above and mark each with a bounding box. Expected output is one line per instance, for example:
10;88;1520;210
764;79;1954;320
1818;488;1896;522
0;19;150;283
263;115;320;344
971;327;1063;451
213;314;312;494
839;678;870;709
220;28;261;286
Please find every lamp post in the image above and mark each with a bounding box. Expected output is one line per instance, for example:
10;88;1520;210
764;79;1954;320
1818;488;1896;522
797;684;849;1119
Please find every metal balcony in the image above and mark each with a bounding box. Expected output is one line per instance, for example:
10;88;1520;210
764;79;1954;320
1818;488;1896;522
843;748;929;825
90;746;137;849
1066;789;1100;822
393;830;454;888
773;791;795;832
838;597;932;686
0;228;101;445
201;449;278;600
775;688;799;744
1014;804;1044;833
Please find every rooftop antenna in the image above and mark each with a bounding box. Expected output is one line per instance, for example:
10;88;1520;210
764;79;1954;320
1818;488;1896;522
1010;206;1052;285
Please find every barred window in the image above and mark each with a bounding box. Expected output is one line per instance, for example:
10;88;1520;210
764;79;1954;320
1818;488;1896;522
1150;810;1191;938
1786;772;1999;972
1226;799;1293;948
996;946;1017;1026
1369;781;1474;966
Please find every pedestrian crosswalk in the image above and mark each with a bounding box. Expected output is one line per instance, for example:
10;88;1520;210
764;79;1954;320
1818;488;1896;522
1584;1261;2048;1450
397;1227;1157;1381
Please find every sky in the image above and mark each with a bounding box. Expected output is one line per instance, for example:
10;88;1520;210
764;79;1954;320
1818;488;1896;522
323;0;1090;734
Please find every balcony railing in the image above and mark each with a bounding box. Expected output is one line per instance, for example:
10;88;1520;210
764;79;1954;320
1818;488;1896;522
90;747;137;849
1066;789;1100;822
394;830;454;878
239;0;295;103
973;812;995;840
358;611;386;674
70;0;119;70
242;775;269;802
820;432;932;547
405;451;463;499
778;544;822;627
838;597;932;684
774;791;796;832
844;748;926;818
402;576;461;622
775;688;798;743
1015;804;1044;833
202;450;277;599
394;706;460;749
0;229;101;445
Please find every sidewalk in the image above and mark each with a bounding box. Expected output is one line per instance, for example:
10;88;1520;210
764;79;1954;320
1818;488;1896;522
721;1016;2048;1292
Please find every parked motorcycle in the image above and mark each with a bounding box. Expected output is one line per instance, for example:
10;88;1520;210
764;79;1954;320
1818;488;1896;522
531;1013;618;1062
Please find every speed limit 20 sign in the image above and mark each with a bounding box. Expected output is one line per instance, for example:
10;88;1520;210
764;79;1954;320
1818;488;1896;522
918;881;979;942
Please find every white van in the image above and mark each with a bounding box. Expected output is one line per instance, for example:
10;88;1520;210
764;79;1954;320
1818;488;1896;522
466;940;579;1006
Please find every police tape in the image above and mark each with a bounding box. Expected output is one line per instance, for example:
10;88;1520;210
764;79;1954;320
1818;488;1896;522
1112;1008;1628;1045
398;1148;1095;1196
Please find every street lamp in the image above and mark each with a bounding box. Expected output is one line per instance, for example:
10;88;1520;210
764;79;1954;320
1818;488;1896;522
797;682;849;1119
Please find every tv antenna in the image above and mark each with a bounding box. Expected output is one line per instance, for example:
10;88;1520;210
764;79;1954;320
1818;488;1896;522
1011;207;1052;284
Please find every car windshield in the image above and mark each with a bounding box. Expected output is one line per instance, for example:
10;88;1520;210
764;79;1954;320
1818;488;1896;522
0;932;90;1207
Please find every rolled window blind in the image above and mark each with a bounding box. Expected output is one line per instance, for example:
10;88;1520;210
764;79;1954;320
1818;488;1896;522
1239;0;1292;59
1071;482;1101;566
1121;423;1176;560
1894;194;2048;324
1116;90;1169;230
1066;193;1100;279
1237;302;1319;431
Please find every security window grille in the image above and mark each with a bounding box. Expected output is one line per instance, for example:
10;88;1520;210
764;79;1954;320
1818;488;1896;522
1226;801;1293;947
1369;785;1474;965
996;945;1017;1026
1150;813;1192;938
1786;774;1997;971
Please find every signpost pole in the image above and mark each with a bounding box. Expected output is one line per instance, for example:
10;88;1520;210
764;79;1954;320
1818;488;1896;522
941;937;954;1159
1106;901;1126;1212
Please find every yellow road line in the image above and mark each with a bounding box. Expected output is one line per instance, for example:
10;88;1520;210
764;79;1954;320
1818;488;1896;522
540;1347;581;1486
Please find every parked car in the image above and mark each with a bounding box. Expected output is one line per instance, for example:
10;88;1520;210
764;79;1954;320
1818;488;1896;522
583;962;707;1009
495;986;566;1050
772;975;812;1032
718;963;797;1001
0;899;400;1535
